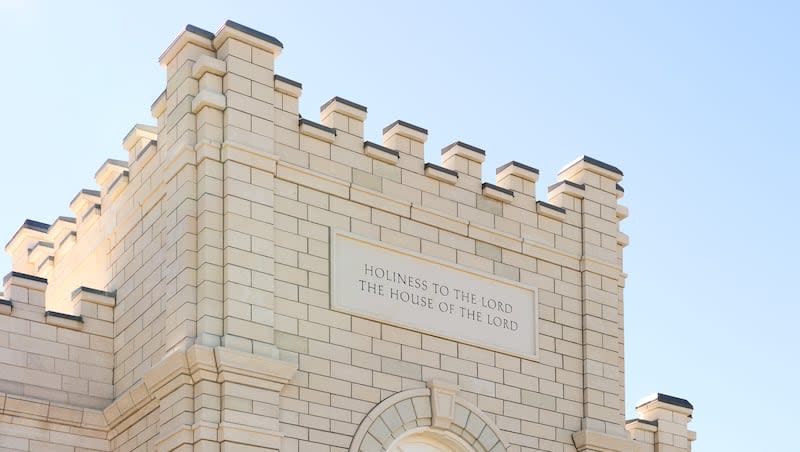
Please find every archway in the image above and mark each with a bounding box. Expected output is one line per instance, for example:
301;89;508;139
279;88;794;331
387;427;475;451
349;380;508;452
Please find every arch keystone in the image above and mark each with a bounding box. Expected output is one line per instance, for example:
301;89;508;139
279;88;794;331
427;378;459;429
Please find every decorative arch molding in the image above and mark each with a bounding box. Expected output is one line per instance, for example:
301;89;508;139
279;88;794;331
349;380;509;452
388;427;475;452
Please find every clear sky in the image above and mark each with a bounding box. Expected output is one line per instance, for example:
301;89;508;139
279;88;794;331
1;1;797;450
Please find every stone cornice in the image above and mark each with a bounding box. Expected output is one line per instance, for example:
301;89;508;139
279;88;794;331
0;344;298;441
214;346;298;390
573;430;641;452
0;392;108;434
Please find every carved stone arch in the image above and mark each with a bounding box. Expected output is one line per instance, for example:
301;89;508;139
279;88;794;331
349;381;509;452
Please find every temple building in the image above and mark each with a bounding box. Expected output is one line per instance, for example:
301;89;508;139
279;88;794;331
0;20;695;452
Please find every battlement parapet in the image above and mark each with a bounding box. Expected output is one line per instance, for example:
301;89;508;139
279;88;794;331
626;393;697;450
0;19;633;323
0;272;114;410
0;20;678;452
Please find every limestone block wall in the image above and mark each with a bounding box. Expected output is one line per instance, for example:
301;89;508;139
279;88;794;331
0;276;113;450
262;56;637;451
0;20;694;452
0;274;114;409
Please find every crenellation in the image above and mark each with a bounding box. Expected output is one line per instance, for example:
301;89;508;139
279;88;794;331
626;394;695;451
382;120;427;161
105;170;130;205
57;232;78;258
442;141;486;172
274;74;302;97
559;155;624;188
545;180;585;223
496;161;539;198
80;202;101;227
37;260;55;283
131;140;157;178
548;180;586;200
214;20;283;61
5;220;50;275
439;142;485;200
536;200;567;222
0;19;695;452
95;159;129;201
44;310;83;330
424;162;458;184
123;125;159;166
159;25;215;77
364;141;400;165
47;216;76;252
299;118;336;144
69;190;101;225
482;182;515;203
0;276;115;412
28;241;54;272
4;272;47;307
320;97;367;139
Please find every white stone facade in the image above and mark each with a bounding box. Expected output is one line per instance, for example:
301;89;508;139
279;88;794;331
0;20;695;452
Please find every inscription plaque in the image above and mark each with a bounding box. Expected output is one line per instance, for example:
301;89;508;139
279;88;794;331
331;230;539;359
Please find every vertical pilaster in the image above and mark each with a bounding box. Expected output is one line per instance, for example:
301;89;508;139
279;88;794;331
212;21;295;451
192;54;226;350
189;53;228;452
158;25;215;355
558;156;627;439
215;348;295;451
214;21;282;358
154;24;216;451
188;346;221;452
145;351;196;452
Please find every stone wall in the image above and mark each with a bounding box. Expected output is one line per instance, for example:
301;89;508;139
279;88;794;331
0;20;694;452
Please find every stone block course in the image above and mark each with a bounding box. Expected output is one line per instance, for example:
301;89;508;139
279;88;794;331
0;19;693;452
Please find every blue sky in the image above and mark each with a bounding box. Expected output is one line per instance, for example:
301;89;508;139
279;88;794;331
1;1;797;450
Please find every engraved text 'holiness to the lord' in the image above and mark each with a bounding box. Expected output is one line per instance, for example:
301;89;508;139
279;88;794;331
358;263;518;331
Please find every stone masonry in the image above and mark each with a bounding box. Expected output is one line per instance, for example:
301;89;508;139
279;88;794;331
0;21;695;452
